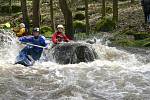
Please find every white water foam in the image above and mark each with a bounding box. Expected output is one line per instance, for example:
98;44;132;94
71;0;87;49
0;31;150;100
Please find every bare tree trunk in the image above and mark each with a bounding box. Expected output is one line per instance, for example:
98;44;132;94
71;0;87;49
102;0;106;18
21;0;30;30
85;0;89;35
59;0;74;39
32;0;40;28
131;0;135;4
9;0;12;14
113;0;118;22
50;0;54;31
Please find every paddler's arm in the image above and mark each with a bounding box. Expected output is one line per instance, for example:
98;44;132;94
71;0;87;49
40;36;49;49
52;33;58;44
19;36;32;43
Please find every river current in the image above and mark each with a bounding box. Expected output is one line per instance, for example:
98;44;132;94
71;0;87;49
0;30;150;100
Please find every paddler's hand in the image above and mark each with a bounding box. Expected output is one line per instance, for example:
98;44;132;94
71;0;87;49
16;40;21;44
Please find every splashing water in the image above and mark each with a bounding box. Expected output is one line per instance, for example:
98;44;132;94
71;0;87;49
0;30;150;100
0;29;19;64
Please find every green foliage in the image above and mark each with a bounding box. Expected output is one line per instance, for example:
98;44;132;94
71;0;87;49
106;6;112;14
40;26;53;37
73;20;86;29
139;38;150;47
121;28;135;35
73;20;86;33
74;32;87;40
74;12;85;20
96;17;115;32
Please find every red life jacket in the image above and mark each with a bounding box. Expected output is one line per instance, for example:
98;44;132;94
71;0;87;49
52;32;69;44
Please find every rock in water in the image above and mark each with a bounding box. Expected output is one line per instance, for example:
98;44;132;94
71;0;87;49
49;42;97;64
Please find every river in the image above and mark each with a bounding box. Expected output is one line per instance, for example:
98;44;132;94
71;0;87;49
0;30;150;100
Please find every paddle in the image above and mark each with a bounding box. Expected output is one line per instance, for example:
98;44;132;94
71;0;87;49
20;42;49;49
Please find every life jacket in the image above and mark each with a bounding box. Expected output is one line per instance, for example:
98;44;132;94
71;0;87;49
52;32;69;44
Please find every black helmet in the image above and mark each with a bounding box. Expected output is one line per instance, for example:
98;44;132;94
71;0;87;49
33;27;40;32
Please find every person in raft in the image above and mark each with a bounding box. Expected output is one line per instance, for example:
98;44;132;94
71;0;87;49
13;23;28;37
51;24;71;45
18;27;48;61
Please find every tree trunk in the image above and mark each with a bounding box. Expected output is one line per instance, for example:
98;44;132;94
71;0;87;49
85;0;89;35
113;0;118;22
59;0;74;39
102;0;106;18
9;0;12;14
131;0;135;4
32;0;40;28
50;0;54;31
21;0;30;30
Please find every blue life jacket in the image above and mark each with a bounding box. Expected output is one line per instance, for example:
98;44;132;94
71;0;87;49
19;35;48;53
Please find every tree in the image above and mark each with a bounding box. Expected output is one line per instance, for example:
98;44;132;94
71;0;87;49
21;0;30;30
85;0;89;35
32;0;40;28
9;0;12;14
131;0;135;4
113;0;118;23
102;0;106;18
59;0;74;38
50;0;54;31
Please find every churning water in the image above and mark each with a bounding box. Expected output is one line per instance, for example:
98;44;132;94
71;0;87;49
0;30;150;100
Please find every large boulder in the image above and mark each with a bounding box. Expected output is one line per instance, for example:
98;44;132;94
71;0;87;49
47;42;97;64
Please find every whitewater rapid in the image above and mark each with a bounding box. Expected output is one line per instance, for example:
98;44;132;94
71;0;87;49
0;30;150;100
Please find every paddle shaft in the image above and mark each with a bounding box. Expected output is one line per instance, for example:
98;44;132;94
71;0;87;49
21;42;47;49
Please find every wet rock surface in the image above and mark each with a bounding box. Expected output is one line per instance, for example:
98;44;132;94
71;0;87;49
48;42;98;64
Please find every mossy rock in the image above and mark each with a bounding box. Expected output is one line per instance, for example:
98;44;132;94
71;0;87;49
96;18;116;32
141;38;150;47
133;32;150;40
76;7;85;11
73;20;86;33
74;12;85;20
123;30;150;40
118;28;150;40
112;39;135;47
143;42;150;47
112;37;150;47
40;26;53;37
